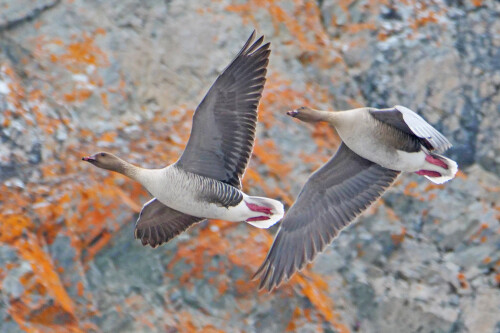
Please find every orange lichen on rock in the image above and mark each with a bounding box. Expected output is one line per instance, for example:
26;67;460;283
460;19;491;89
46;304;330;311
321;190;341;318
16;233;76;315
294;274;350;333
312;122;340;152
55;33;109;69
403;181;421;198
286;307;302;331
410;12;439;30
63;89;93;103
391;227;407;246
227;0;331;53
0;67;147;329
252;139;293;179
457;272;468;288
0;214;34;243
8;299;83;333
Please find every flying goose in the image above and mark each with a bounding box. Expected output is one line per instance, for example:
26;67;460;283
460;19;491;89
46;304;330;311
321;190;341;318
254;105;457;291
82;32;284;248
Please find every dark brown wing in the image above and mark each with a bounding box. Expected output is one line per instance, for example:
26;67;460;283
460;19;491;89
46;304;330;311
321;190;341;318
369;105;451;153
253;143;400;291
176;31;270;188
134;198;205;248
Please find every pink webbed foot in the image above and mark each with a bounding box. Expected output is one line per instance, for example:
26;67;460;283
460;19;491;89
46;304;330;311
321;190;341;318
416;170;442;177
425;155;448;169
245;202;272;215
246;216;271;222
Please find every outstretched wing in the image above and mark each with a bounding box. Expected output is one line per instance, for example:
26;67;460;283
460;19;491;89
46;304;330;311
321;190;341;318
176;31;271;188
135;198;205;248
369;105;452;153
254;143;400;291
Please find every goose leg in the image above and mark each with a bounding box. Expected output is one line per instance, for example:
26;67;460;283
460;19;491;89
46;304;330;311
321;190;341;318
416;154;449;177
425;155;448;169
416;170;441;177
245;202;273;215
247;216;271;222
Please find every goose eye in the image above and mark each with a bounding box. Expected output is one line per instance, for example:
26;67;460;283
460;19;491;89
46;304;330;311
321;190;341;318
100;153;105;157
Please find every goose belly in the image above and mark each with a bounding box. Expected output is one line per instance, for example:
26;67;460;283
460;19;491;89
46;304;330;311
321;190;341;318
156;191;246;221
337;126;426;172
141;168;252;221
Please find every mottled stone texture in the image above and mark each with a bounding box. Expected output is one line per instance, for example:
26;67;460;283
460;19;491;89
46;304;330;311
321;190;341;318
0;0;499;332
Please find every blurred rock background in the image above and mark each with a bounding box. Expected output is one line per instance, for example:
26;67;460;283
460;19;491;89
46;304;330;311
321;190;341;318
0;0;499;332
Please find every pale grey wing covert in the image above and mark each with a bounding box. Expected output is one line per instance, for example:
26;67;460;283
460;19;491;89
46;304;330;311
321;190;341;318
369;106;452;153
176;31;270;188
254;143;400;291
135;198;205;248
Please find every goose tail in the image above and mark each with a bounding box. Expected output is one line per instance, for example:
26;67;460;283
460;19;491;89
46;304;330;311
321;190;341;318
425;154;458;184
244;196;284;229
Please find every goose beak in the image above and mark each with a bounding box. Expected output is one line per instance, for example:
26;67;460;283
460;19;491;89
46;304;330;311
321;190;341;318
82;154;97;162
287;109;299;117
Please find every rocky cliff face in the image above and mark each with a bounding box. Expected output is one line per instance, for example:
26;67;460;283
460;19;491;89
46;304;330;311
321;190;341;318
1;0;499;332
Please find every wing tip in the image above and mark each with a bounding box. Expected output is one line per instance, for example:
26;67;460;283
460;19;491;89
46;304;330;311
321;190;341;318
242;30;270;56
252;155;402;293
254;263;295;292
246;30;256;47
135;225;174;249
252;247;304;293
256;263;278;292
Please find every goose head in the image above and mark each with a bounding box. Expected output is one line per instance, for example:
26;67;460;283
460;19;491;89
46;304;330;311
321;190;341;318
82;152;125;173
287;106;327;123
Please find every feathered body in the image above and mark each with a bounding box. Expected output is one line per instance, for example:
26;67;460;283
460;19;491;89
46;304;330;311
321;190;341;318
134;165;281;225
254;105;457;291
83;32;284;248
329;107;457;183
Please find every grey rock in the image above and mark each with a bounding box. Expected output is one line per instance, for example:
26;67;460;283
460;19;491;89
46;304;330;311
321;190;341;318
461;288;500;333
0;0;60;31
1;0;499;332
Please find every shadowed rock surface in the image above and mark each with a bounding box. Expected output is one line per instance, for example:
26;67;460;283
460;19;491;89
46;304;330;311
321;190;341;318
0;0;499;332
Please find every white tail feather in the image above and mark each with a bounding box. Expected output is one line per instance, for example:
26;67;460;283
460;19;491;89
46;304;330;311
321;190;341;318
425;155;458;184
244;196;284;229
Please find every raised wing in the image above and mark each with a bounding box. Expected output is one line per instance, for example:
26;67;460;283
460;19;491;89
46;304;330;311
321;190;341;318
176;31;271;188
369;105;452;153
254;143;400;291
135;198;205;248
